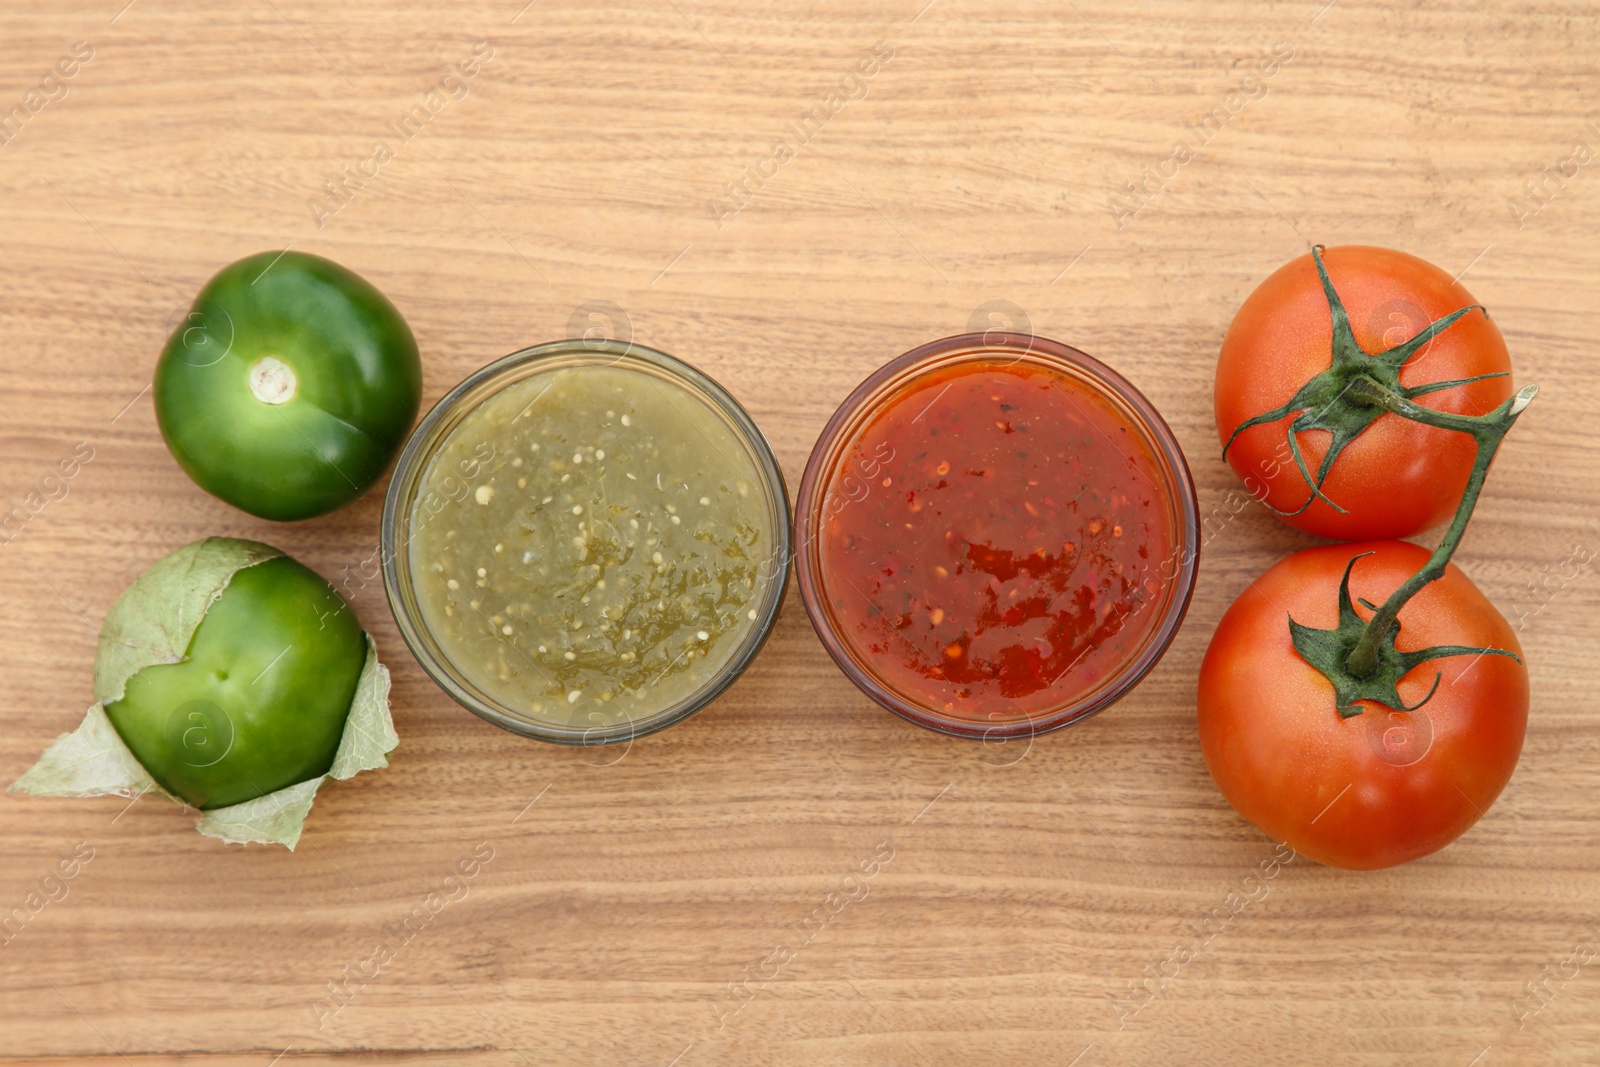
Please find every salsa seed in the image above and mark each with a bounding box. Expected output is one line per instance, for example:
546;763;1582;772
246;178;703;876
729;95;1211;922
477;567;487;577
930;608;945;625
595;450;606;461
621;414;632;426
1113;524;1123;536
447;578;460;590
567;690;582;703
944;643;963;658
475;485;494;505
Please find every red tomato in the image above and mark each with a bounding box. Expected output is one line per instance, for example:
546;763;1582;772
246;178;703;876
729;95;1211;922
1216;246;1512;540
1197;540;1528;870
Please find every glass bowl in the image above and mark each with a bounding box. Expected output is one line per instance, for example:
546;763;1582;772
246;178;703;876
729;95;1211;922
794;331;1199;740
382;339;791;745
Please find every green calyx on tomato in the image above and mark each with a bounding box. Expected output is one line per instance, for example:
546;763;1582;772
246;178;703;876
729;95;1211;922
155;251;422;522
102;544;368;810
1220;244;1509;520
1284;380;1535;719
1288;551;1521;718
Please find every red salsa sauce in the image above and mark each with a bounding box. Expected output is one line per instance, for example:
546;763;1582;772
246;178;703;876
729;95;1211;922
817;359;1175;721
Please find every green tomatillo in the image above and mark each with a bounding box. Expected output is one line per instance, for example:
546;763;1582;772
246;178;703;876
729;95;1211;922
155;251;422;522
10;538;397;849
104;553;366;809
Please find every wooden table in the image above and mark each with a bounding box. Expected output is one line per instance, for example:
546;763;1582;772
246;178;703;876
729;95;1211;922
3;1;1597;1063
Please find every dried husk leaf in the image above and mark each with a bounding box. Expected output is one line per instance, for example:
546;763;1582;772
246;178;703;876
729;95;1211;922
7;702;158;800
94;537;283;706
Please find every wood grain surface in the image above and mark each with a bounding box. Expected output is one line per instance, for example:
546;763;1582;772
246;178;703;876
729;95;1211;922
2;1;1598;1063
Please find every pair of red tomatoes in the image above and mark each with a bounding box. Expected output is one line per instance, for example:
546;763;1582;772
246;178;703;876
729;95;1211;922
1200;246;1528;870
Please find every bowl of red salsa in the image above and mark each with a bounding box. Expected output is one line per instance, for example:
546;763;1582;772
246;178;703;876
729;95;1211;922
795;332;1199;739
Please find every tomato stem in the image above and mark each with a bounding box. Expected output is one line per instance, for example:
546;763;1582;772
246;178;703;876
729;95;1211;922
1342;380;1537;679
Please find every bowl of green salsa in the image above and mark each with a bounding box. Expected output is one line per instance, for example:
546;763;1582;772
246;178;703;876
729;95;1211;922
382;339;790;744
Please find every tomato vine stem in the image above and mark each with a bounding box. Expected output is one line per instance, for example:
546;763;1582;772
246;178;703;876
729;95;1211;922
1341;379;1537;679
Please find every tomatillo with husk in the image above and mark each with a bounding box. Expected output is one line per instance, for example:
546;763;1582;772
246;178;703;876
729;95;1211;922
155;251;422;521
105;553;366;809
10;538;397;849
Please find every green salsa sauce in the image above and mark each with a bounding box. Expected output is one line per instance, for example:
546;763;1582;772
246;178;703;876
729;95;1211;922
409;364;774;730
